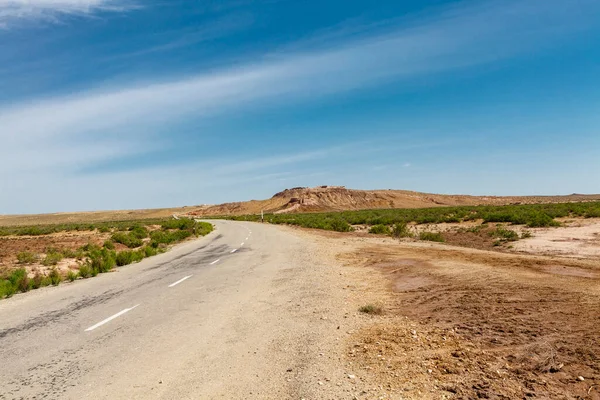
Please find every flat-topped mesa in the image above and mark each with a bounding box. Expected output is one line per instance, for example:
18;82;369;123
272;186;347;199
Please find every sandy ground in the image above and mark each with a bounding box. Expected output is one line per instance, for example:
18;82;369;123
362;218;600;259
512;218;600;259
288;225;600;400
0;231;106;274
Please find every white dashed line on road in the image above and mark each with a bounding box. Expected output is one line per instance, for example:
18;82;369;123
168;275;192;288
210;259;220;265
231;249;238;253
240;242;245;246
85;305;140;332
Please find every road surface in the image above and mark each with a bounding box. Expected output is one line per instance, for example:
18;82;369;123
0;221;357;399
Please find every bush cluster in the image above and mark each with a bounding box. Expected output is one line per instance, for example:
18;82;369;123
1;218;214;299
359;304;384;315
0;217;201;237
150;229;192;245
226;201;600;231
391;222;412;238
115;250;145;266
42;249;64;266
17;251;38;264
0;268;54;298
369;224;390;234
490;226;519;242
111;232;144;248
161;218;196;230
418;231;445;242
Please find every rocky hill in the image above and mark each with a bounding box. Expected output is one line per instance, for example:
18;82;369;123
186;186;600;217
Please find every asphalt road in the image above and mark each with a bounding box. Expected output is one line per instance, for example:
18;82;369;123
0;221;354;400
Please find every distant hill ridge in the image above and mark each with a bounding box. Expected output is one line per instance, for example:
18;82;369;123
187;186;600;216
2;186;600;226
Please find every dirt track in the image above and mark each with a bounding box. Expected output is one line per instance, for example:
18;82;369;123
296;228;600;399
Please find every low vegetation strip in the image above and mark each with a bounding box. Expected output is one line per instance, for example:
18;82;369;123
225;201;600;231
0;218;189;237
0;218;213;299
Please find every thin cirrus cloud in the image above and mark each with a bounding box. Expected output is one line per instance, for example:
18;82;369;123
0;0;135;26
1;0;599;212
2;0;596;141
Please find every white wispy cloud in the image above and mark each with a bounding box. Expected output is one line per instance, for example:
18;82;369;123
0;0;135;27
2;0;595;140
0;1;590;134
0;0;598;212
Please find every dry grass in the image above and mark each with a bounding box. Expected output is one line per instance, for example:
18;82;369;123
359;304;384;315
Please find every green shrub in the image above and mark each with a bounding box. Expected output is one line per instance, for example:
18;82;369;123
392;222;412;238
111;232;143;248
116;250;144;266
17;251;38;264
161;218;195;230
4;268;30;293
61;248;85;259
129;225;149;239
17;226;45;236
78;265;92;278
419;231;445;242
143;246;159;257
150;230;192;245
194;222;214;236
149;231;167;244
359;304;384;315
81;243;101;252
30;273;44;289
103;240;115;250
0;280;16;298
42;251;63;266
585;209;600;218
88;248;117;274
466;224;484;233
330;219;352;232
67;270;78;282
7;268;27;286
521;230;533;239
527;213;560;228
490;226;519;241
17;275;30;292
369;224;390;235
48;269;62;286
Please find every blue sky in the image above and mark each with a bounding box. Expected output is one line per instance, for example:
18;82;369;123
1;0;599;214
